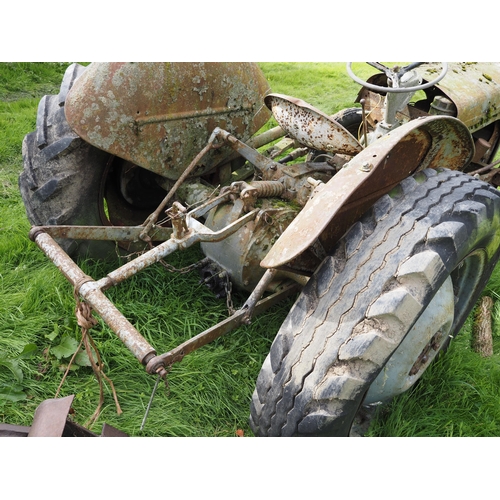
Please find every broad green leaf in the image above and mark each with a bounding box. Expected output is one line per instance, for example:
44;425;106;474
73;349;93;367
0;383;26;402
45;324;59;341
51;335;79;360
19;343;37;358
0;358;23;383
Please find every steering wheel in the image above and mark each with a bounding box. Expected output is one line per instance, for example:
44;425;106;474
346;62;448;94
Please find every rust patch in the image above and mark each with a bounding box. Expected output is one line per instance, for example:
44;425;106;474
65;63;271;180
422;62;500;133
265;93;362;155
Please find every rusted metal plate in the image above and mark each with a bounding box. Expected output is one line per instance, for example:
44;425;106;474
65;63;271;180
264;93;362;155
28;395;74;437
422;62;500;133
261;115;474;269
100;423;129;437
0;424;31;437
1;395;128;436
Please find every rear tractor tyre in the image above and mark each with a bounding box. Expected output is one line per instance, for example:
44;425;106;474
250;167;500;436
19;63;167;260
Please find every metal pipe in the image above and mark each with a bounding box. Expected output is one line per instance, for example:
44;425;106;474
216;128;282;173
97;237;183;290
32;231;156;365
241;268;277;324
246;125;286;149
29;225;172;242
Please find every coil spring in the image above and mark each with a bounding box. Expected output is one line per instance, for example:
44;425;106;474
249;181;284;198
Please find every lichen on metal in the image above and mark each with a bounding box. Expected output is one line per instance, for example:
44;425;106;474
421;62;500;132
65;62;271;180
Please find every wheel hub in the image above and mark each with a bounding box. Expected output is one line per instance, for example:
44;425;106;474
363;276;455;404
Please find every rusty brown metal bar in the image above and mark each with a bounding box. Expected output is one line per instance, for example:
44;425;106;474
29;191;234;245
31;230;158;365
145;281;301;374
241;268;278;323
469;158;500;176
140;130;221;240
215;128;283;174
29;225;172;242
209;125;288;174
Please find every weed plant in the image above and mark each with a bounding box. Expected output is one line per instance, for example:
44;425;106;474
1;62;500;437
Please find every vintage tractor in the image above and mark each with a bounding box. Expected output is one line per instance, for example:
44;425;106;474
19;62;500;436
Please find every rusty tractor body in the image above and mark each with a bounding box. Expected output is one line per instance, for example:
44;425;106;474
19;62;500;436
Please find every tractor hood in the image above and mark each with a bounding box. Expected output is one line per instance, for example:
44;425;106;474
65;62;271;180
423;62;500;133
363;63;500;134
359;63;500;134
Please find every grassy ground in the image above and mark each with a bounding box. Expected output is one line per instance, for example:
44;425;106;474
1;62;500;437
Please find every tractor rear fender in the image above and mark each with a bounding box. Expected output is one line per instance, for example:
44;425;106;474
65;62;271;181
261;115;474;270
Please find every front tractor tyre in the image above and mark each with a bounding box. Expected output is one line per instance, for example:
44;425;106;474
250;168;500;436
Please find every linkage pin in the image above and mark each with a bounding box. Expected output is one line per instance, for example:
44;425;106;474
140;373;161;431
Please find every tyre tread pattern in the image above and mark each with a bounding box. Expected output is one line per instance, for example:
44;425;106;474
250;168;500;436
19;63;115;258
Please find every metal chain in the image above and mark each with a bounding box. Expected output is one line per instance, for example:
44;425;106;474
147;239;210;274
158;257;209;274
224;273;235;316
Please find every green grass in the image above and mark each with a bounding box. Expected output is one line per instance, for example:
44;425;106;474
0;62;74;100
1;62;500;437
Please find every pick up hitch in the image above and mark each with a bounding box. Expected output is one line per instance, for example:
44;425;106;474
30;209;300;379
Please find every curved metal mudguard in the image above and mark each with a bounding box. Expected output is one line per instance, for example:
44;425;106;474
65;62;271;180
261;115;474;270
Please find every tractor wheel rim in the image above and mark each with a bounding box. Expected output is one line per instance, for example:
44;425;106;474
364;276;455;404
